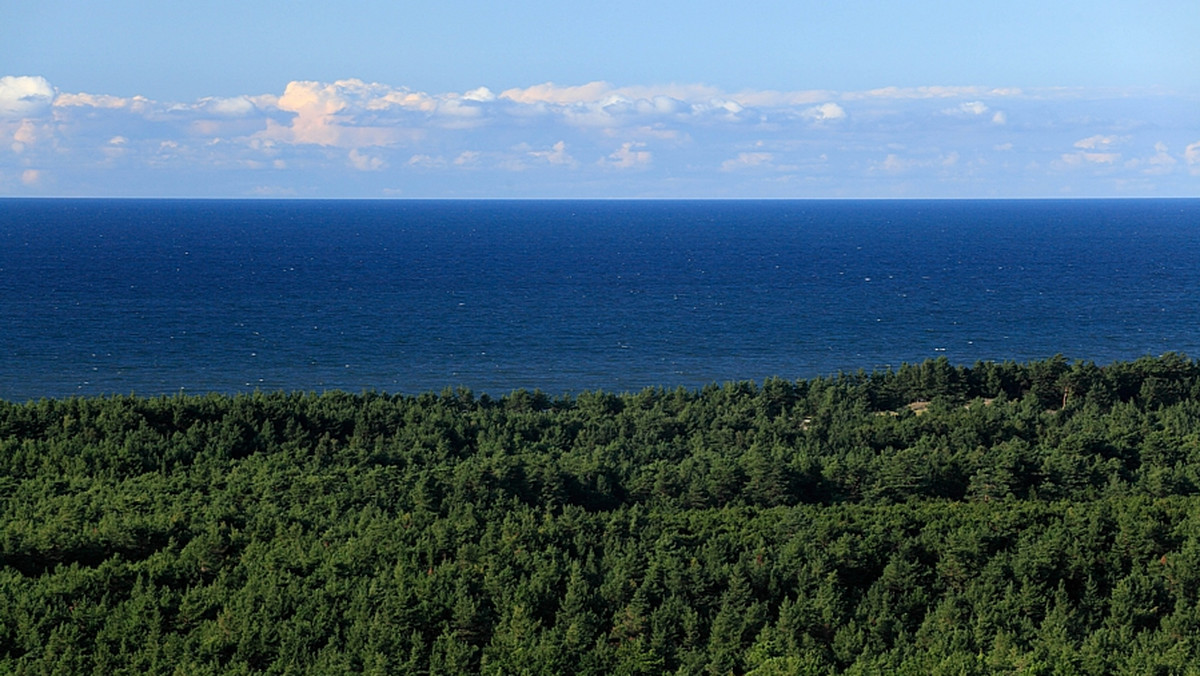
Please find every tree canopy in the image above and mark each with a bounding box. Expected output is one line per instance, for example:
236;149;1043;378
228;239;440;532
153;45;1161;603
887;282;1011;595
4;354;1200;673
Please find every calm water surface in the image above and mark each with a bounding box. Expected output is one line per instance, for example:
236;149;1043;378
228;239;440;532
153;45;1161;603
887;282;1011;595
2;199;1198;400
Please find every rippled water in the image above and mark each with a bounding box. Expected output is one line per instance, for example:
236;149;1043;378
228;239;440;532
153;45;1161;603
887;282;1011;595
2;198;1198;400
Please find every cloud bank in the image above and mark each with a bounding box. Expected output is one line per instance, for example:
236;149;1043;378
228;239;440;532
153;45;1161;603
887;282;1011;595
0;76;55;118
2;76;1197;197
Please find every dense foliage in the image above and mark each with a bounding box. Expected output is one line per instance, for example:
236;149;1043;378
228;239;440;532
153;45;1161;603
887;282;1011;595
5;354;1200;674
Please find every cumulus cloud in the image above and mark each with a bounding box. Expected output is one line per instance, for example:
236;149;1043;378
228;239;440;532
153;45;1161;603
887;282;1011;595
0;76;55;118
348;148;387;171
875;154;911;173
366;89;437;112
1134;142;1177;175
502;81;730;108
599;142;651;169
406;154;444;169
462;87;496;102
1184;141;1200;165
454;151;481;166
3;76;1195;197
432;98;488;127
847;86;1015;101
495;142;578;172
1060;151;1120;166
53;92;135;110
871;151;960;174
731;89;833;107
878;153;912;172
620;83;727;102
803;102;845;122
720;151;800;172
269;80;353;145
496;81;760;129
103;135;129;159
933;101;1008;126
528;141;577;167
955;101;989;115
10;119;43;152
500;81;616;105
1074;135;1121;150
722;152;775;171
254;79;514;145
1056;135;1127;168
249;185;297;196
260;79;420;147
198;96;258;117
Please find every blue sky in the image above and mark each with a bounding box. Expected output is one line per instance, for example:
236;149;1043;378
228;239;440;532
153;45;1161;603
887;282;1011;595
3;1;1198;198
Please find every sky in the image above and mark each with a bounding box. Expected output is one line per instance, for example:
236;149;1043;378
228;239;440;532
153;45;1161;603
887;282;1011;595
2;1;1198;198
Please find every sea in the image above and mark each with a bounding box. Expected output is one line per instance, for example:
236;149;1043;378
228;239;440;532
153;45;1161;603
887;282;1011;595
2;198;1198;402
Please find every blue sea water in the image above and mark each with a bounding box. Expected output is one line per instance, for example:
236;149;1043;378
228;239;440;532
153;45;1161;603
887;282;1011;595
2;198;1199;401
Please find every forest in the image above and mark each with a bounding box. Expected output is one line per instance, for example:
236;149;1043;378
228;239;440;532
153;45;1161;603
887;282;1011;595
4;354;1200;674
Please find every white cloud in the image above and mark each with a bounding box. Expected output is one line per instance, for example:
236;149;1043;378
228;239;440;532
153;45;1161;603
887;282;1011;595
1074;135;1121;150
639;96;685;115
199;96;258;117
722;152;774;171
871;151;961;174
0;76;54;118
553;92;693;129
941;101;1006;125
270;80;351;145
406;154;444;169
629;125;685;142
366;90;437;112
348;148;387;171
1138;142;1177;175
1060;151;1120;166
1057;136;1128;168
103;135;129;159
712;99;744;116
20;168;41;186
500;81;616;105
496;81;782;129
599;142;651;169
620;83;726;102
803;102;845;122
462;87;496;102
432;98;487;126
4;76;1196;197
454;151;481;166
1185;141;1200;165
10;119;42;152
875;154;910;173
847;86;1010;101
260;79;419;147
528;141;577;167
720;151;800;172
53;92;134;110
249;185;297;196
730;89;833;107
